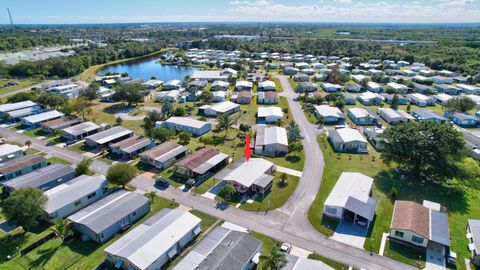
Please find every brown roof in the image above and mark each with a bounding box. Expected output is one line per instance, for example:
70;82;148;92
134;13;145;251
110;135;149;150
237;91;252;98
264;92;278;98
313;92;327;98
0;155;47;175
174;147;219;171
141;141;182;159
391;201;430;239
41;116;82;129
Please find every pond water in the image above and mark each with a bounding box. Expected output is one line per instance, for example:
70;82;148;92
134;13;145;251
98;57;199;81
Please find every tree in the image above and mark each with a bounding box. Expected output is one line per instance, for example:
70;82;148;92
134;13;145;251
152;127;175;143
220;183;236;200
288;142;303;156
445;96;476;113
106;163;137;188
80;83;100;100
200;91;214;103
199;136;214;147
116;116;123;126
50;219;73;243
390;93;399;110
279;173;288;186
3;187;47;229
112;83;147;106
162;100;173;116
25;140;32;148
146;191;156;203
36;92;67;110
287;122;302;142
217;114;236;137
260;245;288;270
380;121;465;181
239;123;251;133
70;97;93;120
173;106;185;116
143;110;163;138
326;66;341;84
334;99;345;110
75;158;92;176
178;131;191;145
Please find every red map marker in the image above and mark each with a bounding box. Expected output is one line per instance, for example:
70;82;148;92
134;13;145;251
244;134;251;162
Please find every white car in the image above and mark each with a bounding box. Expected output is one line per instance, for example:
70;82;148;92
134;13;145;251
280;243;292;253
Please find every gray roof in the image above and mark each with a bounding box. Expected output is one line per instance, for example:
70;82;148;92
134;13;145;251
3;164;73;190
62;121;100;136
430;210;450;246
283;254;334;270
174;226;262;270
104;208;201;270
110;135;153;154
0;101;37;113
85;126;133;145
22;110;64;124
413;110;447;121
453;112;479;121
468;220;480;252
44;175;106;214
68;190;149;234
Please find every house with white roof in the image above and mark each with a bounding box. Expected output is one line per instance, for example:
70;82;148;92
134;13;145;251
378;108;414;125
258;80;276;91
21;110;64;127
323;172;377;227
211;80;230;91
467;219;480;266
407;93;435;107
235;81;253;91
104;209;201;270
357;92;383;106
163;80;182;90
142;79;163;89
386;82;409;94
0;144;23;163
322;83;342;92
257;106;284;123
156;90;180;102
191;70;229;82
435;93;453;106
347;108;377;126
217;158;276;195
457;84;480;95
314;105;345;124
156;117;211;136
61;121;101;141
140;142;188;170
69;190;150;243
367;81;383;93
85;126;133;148
199;101;240;117
254;126;288;156
44;175;108;220
351;74;368;83
328;128;368;153
0;100;39;118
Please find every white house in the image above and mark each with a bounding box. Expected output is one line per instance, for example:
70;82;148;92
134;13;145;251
378;108;414;125
156;117;211;136
357;92;383;105
407;93;435;107
21;110;64;127
199;101;240;117
314;105;345;124
386;82;409;94
258;80;276;91
323;83;342;92
156;90;180;102
104;209;201;270
323;172;377;227
0;144;23;163
435;93;453;106
257;106;284;123
254;126;288;156
367;81;383;93
328;128;368;153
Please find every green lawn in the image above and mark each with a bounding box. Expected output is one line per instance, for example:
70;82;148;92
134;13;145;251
0;195;178;270
383;240;425;269
239;174;299;211
272;78;284;92
0;79;40;96
68;142;95;154
23;128;53;139
47;157;72;165
308;253;350;270
308;135;389;237
250;231;281;270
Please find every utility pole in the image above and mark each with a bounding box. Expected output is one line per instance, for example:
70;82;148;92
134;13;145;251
7;8;14;28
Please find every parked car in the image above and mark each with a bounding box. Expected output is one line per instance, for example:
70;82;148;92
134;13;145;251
185;178;196;188
280;243;292;253
155;178;170;188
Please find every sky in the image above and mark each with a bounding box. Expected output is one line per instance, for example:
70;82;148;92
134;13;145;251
1;0;480;24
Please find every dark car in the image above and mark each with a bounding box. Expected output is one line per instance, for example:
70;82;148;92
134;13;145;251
185;178;196;188
155;178;170;188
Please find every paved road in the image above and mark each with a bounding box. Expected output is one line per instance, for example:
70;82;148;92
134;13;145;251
0;82;46;99
0;110;415;269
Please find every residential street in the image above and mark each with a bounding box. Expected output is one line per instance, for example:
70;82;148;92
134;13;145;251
0;86;416;269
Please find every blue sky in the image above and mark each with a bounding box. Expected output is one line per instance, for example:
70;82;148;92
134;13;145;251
2;0;480;24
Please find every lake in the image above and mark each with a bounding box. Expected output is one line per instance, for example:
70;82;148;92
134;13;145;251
98;57;199;81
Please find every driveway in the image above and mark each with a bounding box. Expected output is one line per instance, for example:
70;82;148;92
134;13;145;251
331;220;369;249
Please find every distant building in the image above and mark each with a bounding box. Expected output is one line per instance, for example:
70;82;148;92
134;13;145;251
2;163;74;191
412;110;447;123
156;117;212;136
21;110;65;127
0;155;48;183
41;116;82;133
314;105;345;124
62;121;101;141
85;126;133;148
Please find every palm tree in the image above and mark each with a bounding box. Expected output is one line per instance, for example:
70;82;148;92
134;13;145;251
147;191;156;203
260;245;288;270
50;219;73;243
279;173;288;186
218;114;236;138
220;183;236;200
25;140;32;149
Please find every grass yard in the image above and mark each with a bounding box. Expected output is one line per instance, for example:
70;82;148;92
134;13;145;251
239;174;299;211
0;79;41;96
0;195;178;270
47;156;72;165
68;142;96;154
308;253;350;270
288;78;298;91
383;240;425;268
308;135;389;237
90;102;144;135
250;231;281;270
23;128;53;138
272;78;284;92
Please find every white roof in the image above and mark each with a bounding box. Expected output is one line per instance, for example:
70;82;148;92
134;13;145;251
104;209;201;270
221;158;274;188
329;127;367;144
348;107;373;118
458;84;479;91
379;108;414;120
0;100;37;113
191;70;227;80
314;105;343;118
85;126;132;145
212;80;230;88
205;101;239;114
436;93;453;102
262;126;288;146
164;117;210;129
22;110;64;124
0;144;22;157
409;93;431;101
323;83;341;89
157;90;180;99
387;82;408;90
351;74;367;81
165;79;181;86
367;81;381;89
143;79;163;87
359;91;381;100
324;172;377;220
212;91;226;98
257;106;284;118
235;80;253;88
259;80;275;89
